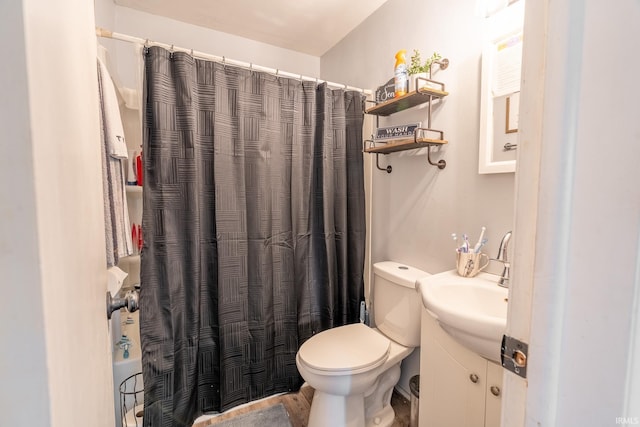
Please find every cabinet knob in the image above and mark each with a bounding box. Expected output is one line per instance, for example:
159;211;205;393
490;386;501;397
469;373;479;383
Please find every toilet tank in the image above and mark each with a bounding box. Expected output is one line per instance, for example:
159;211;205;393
373;261;430;347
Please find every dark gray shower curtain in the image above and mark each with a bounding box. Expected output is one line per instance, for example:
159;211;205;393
139;46;366;427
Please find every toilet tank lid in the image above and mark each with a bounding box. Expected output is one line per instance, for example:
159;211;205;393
373;261;430;289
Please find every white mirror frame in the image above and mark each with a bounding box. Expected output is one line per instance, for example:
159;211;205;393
478;1;525;174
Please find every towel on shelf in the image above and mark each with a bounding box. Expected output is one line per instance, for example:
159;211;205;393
98;58;128;159
98;57;133;267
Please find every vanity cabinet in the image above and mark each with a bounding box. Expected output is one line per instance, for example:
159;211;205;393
420;309;503;426
485;360;504;427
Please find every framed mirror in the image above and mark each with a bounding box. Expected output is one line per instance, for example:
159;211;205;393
478;1;525;174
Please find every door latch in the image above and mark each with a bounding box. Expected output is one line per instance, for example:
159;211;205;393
501;334;528;378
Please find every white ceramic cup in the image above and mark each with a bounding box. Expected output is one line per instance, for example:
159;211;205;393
456;252;490;277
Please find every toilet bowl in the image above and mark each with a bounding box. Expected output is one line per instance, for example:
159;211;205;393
296;261;429;427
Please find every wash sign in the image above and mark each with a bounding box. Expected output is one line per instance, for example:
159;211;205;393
375;123;421;141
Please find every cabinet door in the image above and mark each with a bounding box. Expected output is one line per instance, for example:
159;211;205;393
484;361;504;427
421;312;486;427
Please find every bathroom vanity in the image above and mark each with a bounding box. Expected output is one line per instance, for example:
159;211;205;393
420;309;503;426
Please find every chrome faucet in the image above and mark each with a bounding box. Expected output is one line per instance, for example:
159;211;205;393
492;231;512;287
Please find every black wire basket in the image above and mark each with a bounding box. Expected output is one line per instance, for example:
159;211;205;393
119;372;144;427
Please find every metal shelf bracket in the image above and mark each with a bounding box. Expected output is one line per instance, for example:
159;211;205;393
376;153;392;173
426;145;446;170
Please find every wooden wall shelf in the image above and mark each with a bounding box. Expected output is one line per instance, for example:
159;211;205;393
365;60;450;172
365;86;448;116
365;136;448;155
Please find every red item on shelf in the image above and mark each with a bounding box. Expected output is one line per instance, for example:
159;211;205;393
137;224;143;252
136;152;143;186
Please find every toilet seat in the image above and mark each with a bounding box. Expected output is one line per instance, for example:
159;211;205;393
298;323;390;375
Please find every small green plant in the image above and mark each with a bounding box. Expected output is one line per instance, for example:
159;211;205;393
408;50;442;75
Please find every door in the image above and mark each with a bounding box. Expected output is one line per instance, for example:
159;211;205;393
0;0;116;425
505;0;640;425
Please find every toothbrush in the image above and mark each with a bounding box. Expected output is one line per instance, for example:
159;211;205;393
475;238;488;253
473;227;486;253
451;233;458;251
462;234;470;253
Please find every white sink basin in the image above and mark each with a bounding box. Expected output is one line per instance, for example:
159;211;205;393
416;270;508;363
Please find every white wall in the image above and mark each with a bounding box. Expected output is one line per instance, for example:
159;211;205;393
322;0;515;275
94;0;119;69
100;6;321;90
0;0;115;426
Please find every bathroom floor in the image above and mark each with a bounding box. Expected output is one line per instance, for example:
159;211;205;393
193;385;411;427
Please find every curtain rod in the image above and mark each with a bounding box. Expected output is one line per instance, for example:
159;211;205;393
95;27;372;95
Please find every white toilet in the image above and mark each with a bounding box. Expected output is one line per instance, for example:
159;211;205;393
296;261;429;427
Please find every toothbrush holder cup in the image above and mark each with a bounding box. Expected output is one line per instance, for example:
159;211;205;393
456;252;490;278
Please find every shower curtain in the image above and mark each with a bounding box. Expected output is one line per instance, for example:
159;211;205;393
140;46;366;427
